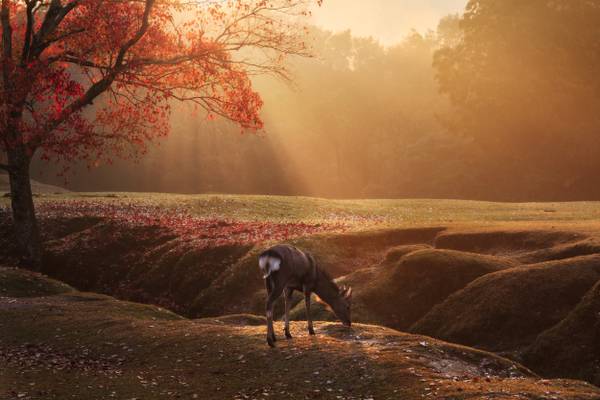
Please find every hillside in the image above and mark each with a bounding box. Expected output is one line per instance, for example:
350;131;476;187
2;267;599;400
523;280;600;386
3;194;600;389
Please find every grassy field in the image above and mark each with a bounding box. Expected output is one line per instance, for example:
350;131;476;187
2;193;600;397
4;192;600;229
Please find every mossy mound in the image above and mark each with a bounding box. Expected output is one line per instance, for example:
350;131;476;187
435;229;585;255
1;208;448;321
523;280;600;386
40;217;254;316
191;228;445;319
0;267;74;297
517;237;600;263
288;249;516;330
412;255;600;352
382;244;432;265
292;227;445;276
358;249;517;330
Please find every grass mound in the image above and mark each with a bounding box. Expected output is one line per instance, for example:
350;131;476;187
517;237;600;263
411;254;600;352
191;227;445;319
435;229;585;256
2;268;599;400
0;267;73;297
293;227;445;276
32;214;255;316
382;244;432;265
1;200;447;320
523;280;600;386
357;249;517;330
289;249;516;330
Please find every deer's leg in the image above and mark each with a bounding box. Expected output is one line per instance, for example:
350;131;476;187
284;288;293;339
265;276;273;295
303;286;315;335
266;280;284;347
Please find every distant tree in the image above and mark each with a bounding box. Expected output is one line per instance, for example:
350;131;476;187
29;25;472;202
0;0;318;269
435;14;461;49
434;0;600;199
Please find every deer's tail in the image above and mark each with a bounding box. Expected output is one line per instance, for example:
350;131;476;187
259;252;281;279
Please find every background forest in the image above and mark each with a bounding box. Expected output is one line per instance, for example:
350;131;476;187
30;1;600;201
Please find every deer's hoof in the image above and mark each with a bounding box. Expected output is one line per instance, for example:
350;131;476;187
308;328;315;336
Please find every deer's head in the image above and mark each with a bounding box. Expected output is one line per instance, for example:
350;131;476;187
330;285;352;327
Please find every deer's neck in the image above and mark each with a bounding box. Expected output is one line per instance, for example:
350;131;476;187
313;269;340;306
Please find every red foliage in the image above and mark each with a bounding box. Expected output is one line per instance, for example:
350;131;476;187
0;0;317;167
34;201;347;248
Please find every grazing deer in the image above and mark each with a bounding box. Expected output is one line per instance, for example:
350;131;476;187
259;244;352;347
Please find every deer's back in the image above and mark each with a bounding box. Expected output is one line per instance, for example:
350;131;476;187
261;244;315;287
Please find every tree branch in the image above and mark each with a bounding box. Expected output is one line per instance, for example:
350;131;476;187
43;0;155;135
114;0;155;67
21;0;38;64
40;27;85;49
48;54;110;69
30;0;82;59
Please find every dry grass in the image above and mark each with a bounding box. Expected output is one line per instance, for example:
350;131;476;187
3;194;600;393
411;254;600;353
5;193;600;230
2;267;599;400
523;280;600;386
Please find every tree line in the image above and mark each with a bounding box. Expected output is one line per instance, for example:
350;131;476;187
33;0;600;201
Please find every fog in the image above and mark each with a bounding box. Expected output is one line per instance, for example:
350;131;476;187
311;0;466;45
32;1;600;201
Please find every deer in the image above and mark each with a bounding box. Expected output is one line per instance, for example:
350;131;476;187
258;244;352;347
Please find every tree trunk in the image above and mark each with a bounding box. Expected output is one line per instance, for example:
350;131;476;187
7;147;42;271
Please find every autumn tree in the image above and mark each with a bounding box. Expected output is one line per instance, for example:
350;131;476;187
0;0;319;269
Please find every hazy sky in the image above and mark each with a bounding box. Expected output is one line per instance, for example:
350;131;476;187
310;0;467;45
